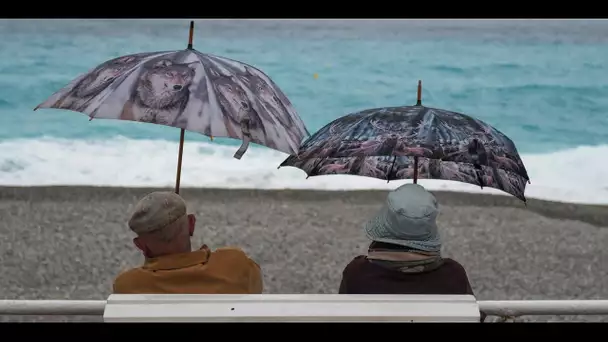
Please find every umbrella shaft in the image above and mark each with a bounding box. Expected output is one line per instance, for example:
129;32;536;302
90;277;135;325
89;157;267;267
175;129;186;194
413;157;418;184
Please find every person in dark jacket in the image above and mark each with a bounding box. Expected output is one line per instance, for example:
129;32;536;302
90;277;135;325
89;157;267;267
339;183;475;296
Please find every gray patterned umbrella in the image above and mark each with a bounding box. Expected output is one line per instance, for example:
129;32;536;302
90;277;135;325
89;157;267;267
35;21;310;193
280;81;530;202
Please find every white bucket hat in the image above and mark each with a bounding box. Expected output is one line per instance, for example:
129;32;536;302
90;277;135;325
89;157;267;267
364;183;441;252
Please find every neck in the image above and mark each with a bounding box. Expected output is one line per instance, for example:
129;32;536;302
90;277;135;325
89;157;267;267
146;242;192;259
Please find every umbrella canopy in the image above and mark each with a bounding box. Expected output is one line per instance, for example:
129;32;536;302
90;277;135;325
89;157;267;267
35;46;309;159
35;21;310;194
280;81;530;201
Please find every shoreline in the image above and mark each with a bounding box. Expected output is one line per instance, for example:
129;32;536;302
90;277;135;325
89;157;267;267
1;185;607;228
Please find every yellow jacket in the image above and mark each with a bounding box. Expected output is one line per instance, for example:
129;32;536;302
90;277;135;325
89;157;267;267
113;245;262;294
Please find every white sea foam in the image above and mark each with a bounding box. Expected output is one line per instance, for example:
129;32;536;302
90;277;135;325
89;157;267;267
0;137;606;205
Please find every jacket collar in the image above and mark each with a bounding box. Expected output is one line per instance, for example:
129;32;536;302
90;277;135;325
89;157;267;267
143;245;211;271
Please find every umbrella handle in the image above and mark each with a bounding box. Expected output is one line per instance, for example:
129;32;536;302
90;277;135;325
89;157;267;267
233;118;251;160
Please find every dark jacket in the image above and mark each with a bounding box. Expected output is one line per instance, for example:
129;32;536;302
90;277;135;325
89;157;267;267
339;255;474;295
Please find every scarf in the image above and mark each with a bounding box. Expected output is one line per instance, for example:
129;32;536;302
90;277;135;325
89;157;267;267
367;248;444;274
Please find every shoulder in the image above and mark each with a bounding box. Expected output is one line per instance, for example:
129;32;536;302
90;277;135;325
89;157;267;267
342;255;368;274
440;258;470;277
212;246;260;270
213;246;251;259
441;258;475;295
442;258;466;270
113;267;146;293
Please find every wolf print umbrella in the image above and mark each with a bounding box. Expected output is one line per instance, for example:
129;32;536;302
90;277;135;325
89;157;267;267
35;21;310;194
280;81;531;202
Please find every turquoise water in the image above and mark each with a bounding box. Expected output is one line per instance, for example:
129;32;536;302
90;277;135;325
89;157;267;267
0;19;607;203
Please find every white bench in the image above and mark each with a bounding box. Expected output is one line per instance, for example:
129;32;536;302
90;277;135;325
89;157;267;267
4;297;608;321
102;294;481;322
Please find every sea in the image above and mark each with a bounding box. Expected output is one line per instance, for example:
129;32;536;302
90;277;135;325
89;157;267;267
0;19;607;204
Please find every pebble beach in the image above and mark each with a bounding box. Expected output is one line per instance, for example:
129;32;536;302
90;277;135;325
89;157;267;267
1;186;607;322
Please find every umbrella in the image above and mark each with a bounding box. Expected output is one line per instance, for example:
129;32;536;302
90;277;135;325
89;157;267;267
279;81;531;202
35;21;310;194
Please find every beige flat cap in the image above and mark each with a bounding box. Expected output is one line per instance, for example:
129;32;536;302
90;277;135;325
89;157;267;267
128;191;187;235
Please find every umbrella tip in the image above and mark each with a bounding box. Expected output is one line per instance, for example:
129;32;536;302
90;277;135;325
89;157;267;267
415;80;422;106
187;21;194;50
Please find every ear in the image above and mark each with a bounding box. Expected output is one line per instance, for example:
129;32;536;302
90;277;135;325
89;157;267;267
117;56;136;64
187;62;200;71
208;68;220;78
133;237;145;252
243;65;256;76
213;66;232;78
237;73;251;86
152;59;172;69
187;214;196;236
208;67;230;79
133;237;152;258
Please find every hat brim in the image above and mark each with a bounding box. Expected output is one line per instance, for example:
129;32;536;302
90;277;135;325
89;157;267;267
364;204;442;253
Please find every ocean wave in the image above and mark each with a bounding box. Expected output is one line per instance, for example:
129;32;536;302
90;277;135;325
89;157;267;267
429;63;522;74
0;137;605;205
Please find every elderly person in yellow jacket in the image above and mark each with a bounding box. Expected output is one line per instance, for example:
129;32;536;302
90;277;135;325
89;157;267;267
113;191;262;294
